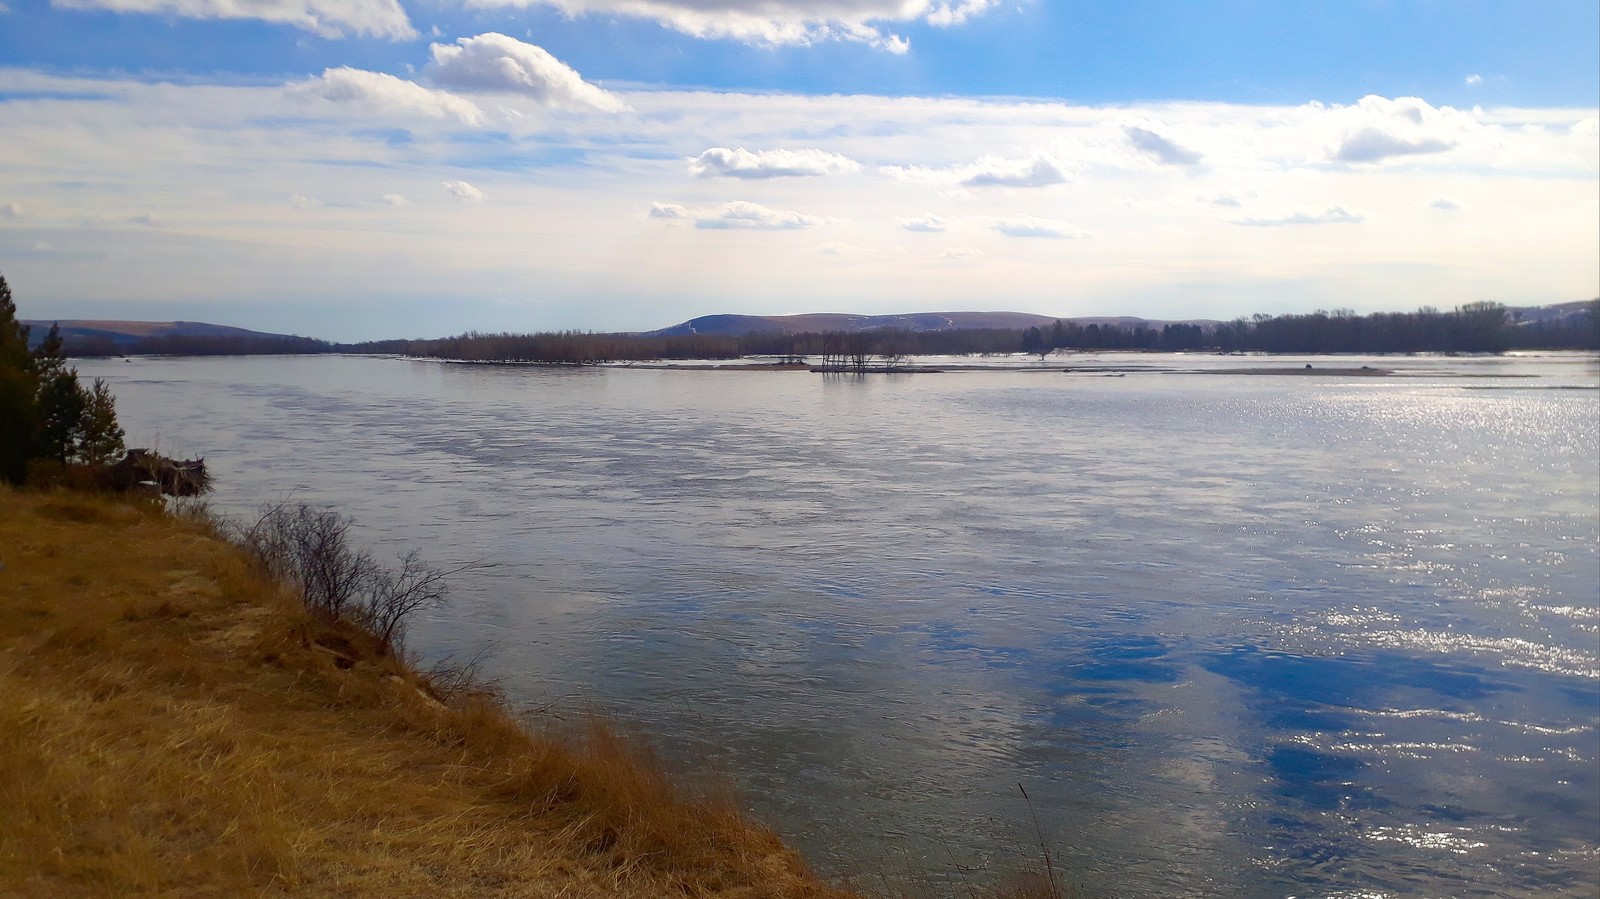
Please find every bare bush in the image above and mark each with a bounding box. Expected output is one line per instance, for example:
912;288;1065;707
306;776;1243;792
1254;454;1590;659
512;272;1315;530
240;502;457;655
362;550;450;654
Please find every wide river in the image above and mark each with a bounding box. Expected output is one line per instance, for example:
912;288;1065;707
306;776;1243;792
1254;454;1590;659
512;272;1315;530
80;352;1598;898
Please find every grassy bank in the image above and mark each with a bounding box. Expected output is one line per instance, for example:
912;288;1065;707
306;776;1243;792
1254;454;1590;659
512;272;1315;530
0;488;854;897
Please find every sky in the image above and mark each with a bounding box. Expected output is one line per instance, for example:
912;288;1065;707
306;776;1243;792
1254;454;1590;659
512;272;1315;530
1;0;1597;340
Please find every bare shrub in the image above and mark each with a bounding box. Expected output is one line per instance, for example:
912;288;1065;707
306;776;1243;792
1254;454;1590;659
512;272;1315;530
240;502;456;655
361;550;449;655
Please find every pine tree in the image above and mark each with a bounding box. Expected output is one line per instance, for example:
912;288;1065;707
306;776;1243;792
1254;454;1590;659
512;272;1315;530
0;275;129;478
0;273;39;484
78;378;125;466
36;366;89;464
34;323;88;464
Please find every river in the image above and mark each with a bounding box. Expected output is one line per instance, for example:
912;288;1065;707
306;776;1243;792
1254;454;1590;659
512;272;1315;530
78;351;1599;898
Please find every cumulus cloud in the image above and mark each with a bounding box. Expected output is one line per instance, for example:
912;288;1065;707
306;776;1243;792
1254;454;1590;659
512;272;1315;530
425;33;626;112
463;0;999;51
649;199;823;230
884;152;1069;189
1572;118;1599;138
290;68;484;126
897;213;947;232
925;0;996;26
989;215;1089;239
1429;197;1462;211
1124;122;1203;166
442;179;486;202
1232;205;1365;227
960;153;1069;188
816;241;876;255
648;201;689;220
689;147;860;179
1331;95;1473;163
382;193;410;206
1202;192;1256;208
51;0;414;39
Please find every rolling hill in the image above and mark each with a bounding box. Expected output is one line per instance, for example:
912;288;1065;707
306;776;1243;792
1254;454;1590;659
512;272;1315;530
647;311;1216;336
20;319;305;349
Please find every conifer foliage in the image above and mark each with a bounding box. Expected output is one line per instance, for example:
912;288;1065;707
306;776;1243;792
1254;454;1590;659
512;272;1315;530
0;272;125;484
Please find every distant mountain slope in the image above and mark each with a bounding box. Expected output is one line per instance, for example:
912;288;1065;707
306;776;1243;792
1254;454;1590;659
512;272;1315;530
21;319;304;348
649;311;1215;336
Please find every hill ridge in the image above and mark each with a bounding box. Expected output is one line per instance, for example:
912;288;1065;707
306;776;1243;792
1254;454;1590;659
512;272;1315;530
648;310;1220;337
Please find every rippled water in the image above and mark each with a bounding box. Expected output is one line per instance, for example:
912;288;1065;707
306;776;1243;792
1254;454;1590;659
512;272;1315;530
79;352;1599;898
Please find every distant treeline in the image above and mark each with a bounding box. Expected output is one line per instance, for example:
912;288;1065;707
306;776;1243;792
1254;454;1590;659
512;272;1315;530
1025;302;1597;355
67;333;332;356
347;301;1596;364
347;327;1023;364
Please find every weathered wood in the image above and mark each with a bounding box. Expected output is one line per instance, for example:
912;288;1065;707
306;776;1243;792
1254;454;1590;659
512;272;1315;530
102;449;209;496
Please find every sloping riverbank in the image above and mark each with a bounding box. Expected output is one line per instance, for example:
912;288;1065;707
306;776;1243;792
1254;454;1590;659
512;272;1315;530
0;488;858;898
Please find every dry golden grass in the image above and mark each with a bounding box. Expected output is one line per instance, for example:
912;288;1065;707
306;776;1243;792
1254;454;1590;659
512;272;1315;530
0;487;854;898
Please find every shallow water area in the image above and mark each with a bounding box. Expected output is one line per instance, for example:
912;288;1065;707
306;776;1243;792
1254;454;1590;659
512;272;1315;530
80;351;1600;898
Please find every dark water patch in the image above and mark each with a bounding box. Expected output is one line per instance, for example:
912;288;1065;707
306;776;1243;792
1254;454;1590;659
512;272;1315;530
1266;745;1388;811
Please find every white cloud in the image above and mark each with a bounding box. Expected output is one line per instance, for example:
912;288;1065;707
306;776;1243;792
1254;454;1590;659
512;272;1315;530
1331;95;1473;163
443;180;486;202
1;202;22;218
1232;205;1365;227
424;33;626;112
939;246;982;259
1572;118;1599;138
1429;197;1462;211
1124;122;1203;166
1335;128;1454;163
689;147;860;179
50;0;414;38
1203;192;1255;208
461;0;999;51
989;215;1089;239
290;68;485;126
648;201;689;220
924;0;996;26
816;241;875;255
960;153;1069;188
382;193;410;206
897;214;947;232
884;152;1069;188
1465;74;1483;86
649;199;823;230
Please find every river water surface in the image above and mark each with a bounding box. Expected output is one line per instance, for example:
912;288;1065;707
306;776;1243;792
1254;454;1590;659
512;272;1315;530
79;352;1599;898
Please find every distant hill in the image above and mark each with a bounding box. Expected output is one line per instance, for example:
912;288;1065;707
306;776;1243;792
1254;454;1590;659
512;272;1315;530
648;311;1216;337
21;319;328;356
1510;300;1596;324
21;319;304;349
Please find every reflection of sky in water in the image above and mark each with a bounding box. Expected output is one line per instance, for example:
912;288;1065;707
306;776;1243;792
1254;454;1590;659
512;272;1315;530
81;353;1599;898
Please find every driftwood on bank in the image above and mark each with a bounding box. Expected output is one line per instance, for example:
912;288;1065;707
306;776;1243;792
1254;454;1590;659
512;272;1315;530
101;449;209;496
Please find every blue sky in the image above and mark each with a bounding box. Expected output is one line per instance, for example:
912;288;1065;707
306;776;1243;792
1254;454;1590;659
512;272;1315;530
1;0;1596;339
